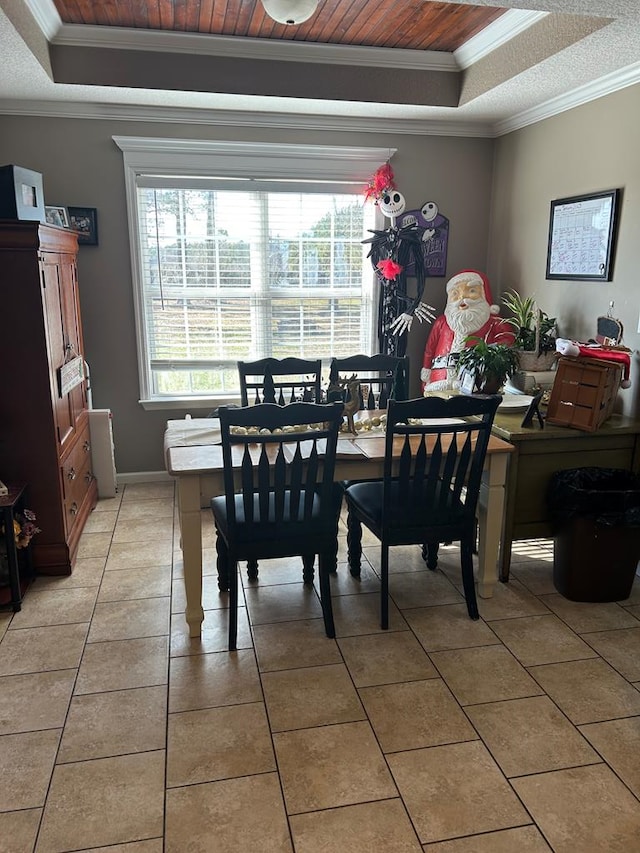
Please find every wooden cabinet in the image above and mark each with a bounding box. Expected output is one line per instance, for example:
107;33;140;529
0;221;97;575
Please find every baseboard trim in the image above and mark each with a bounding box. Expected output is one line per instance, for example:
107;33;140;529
116;471;173;485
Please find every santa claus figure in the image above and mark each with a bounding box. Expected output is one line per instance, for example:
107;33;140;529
421;269;515;392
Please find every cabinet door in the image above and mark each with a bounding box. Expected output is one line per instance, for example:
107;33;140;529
41;252;86;451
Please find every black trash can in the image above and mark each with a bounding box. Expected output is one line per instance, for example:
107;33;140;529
547;467;640;602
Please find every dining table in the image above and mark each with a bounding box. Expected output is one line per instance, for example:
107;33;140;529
165;415;514;638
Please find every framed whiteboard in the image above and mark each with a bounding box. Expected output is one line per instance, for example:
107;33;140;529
545;189;620;281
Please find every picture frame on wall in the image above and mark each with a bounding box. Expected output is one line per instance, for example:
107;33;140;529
68;206;98;246
546;188;620;281
45;205;70;228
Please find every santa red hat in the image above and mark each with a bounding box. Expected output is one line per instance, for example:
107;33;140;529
446;269;500;315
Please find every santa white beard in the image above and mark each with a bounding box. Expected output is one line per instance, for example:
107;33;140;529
445;299;491;351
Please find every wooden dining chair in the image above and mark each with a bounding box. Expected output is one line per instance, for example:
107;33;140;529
328;353;409;410
212;401;344;651
343;394;501;629
238;357;322;406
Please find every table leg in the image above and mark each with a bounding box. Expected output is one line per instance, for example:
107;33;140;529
175;474;204;638
476;454;508;599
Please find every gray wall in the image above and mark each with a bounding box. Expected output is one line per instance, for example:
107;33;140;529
0;117;494;473
488;82;640;417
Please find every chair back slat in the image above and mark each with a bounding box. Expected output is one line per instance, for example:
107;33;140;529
329;354;409;411
238;358;322;407
241;449;254;523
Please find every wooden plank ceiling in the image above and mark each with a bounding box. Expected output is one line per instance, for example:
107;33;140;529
51;0;506;52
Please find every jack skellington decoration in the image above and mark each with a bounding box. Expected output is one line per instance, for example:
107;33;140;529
363;165;436;356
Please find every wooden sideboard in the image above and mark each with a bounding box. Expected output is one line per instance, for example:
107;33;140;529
0;221;97;574
491;410;640;581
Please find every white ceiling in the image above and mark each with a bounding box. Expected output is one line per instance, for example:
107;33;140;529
1;0;640;137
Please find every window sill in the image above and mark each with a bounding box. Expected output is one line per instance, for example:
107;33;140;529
138;396;239;412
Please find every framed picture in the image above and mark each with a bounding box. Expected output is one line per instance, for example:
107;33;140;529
68;206;98;246
546;189;620;281
45;205;70;228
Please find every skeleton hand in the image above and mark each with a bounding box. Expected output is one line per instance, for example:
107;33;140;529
389;312;413;335
414;302;437;324
422;228;435;241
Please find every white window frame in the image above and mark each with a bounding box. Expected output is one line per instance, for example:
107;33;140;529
114;136;395;410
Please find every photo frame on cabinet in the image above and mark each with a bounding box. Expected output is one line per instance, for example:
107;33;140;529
68;206;98;246
45;205;70;228
546;189;620;281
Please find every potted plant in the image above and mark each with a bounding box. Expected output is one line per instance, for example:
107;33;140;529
457;336;520;394
502;289;557;372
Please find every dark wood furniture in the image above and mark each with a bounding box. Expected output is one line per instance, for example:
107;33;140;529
238;357;322;406
0;222;97;575
344;394;501;629
492;410;640;581
212;401;344;650
0;484;34;611
328;353;409;410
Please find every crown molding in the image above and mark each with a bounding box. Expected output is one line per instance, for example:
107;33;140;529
454;9;549;70
0;98;493;137
22;0;60;40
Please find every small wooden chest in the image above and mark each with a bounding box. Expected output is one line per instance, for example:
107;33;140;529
546;356;623;432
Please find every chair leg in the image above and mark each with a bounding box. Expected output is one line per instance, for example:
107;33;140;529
302;555;315;584
318;552;336;639
246;559;259;581
460;537;479;620
228;554;240;650
346;510;362;578
422;541;439;570
215;529;229;592
380;543;390;630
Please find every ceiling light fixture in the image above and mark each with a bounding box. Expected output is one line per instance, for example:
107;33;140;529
260;0;319;26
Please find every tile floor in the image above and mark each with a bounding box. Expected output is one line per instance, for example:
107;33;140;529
1;482;640;852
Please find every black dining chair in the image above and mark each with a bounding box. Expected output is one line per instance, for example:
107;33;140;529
212;401;344;651
238;357;322;406
343;394;501;629
328;353;409;410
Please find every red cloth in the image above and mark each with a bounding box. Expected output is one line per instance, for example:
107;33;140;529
571;344;631;383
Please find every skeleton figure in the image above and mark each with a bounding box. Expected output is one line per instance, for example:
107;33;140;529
363;189;436;357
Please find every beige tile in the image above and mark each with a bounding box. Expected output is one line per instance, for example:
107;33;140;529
338;630;437;686
0;808;42;853
168;647;261;712
165;774;292;853
83;510;118;534
0;670;75;734
360;679;477;752
121;482;175;502
262;663;365;731
364;543;430;574
117;498;174;520
0;611;11;641
541;594;640;632
403;603;501;652
171;573;229;613
274;721;397;813
75;636;169;694
31;557;105;590
88;597;170;642
424;825;552;852
581;626;640;680
290;799;422;853
8;587;97;628
238;555;309;587
58;686;167;762
466;695;598;777
429;645;543;705
329;560;384;595
171;547;218;578
626;603;640;620
489;613;597;666
512;764;640;853
36;751;165;852
97;565;172;602
105;539;173;571
476;578;551;620
388;569;464;609
74;843;163;853
167;702;275;786
0;730;60;811
77;532;113;559
510;539;554;563
253;618;342;671
510;560;556;595
529;658;640;724
170;606;252;656
92;494;123;513
332;591;408;636
112;517;174;544
244;581;324;624
0;622;88;675
579;716;640;798
388;741;529;844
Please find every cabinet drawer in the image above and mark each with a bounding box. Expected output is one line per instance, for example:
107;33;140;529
61;425;94;533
